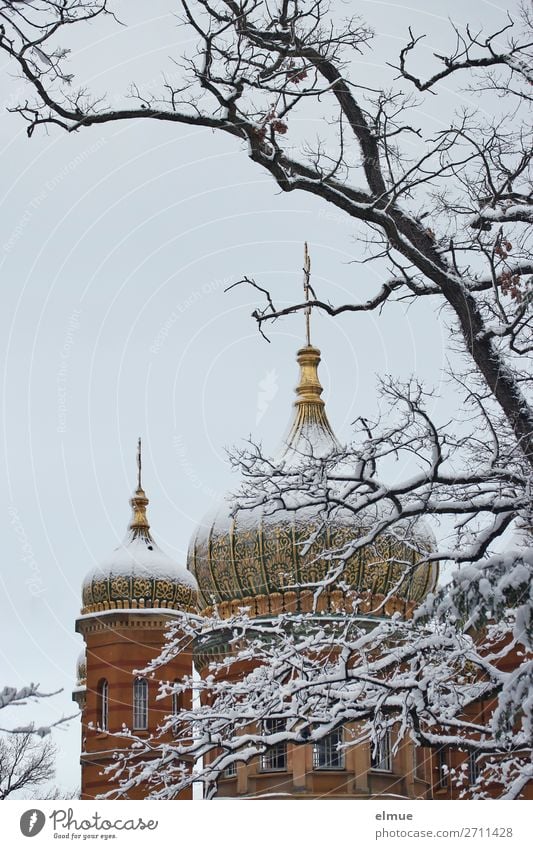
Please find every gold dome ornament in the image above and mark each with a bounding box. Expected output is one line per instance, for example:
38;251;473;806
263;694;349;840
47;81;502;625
129;437;151;540
188;246;438;617
81;439;198;615
282;243;339;462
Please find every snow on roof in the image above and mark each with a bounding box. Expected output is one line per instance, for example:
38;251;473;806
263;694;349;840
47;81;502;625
193;489;436;551
83;534;198;590
76;607;186;622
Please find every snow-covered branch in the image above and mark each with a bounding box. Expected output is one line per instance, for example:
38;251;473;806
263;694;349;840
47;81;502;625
0;684;77;736
0;1;531;463
104;382;531;800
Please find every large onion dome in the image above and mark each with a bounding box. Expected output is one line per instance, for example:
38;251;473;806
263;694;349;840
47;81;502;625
81;443;198;615
188;341;438;618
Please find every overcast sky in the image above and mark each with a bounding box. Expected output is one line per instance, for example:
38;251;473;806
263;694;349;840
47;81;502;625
0;0;517;793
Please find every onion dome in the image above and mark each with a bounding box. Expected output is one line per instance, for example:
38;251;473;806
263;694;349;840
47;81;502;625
81;440;198;615
188;252;437;617
189;342;437;617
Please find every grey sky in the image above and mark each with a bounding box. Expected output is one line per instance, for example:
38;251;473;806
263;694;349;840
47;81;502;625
0;0;516;793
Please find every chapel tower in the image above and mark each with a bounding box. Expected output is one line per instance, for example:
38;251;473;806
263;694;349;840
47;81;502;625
73;249;531;801
73;442;198;799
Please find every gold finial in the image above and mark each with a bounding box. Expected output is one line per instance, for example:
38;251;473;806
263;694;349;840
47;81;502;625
278;245;339;459
129;437;151;540
303;242;312;346
294;345;324;407
281;343;340;458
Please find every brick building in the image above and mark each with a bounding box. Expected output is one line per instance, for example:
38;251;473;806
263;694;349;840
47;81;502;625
73;338;530;800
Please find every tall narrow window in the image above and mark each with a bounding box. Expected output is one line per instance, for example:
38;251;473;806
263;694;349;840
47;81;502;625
313;728;345;770
370;730;392;772
437;748;448;788
171;681;181;738
468;750;479;784
98;679;109;731
260;718;287;772
171;683;181;718
133;677;148;730
413;745;429;780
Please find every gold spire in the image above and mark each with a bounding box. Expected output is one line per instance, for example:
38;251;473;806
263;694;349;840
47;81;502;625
129;437;152;541
282;344;339;453
294;345;326;408
281;248;340;458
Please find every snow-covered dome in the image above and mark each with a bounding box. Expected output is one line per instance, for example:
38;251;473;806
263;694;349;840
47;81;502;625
82;454;198;615
188;344;438;617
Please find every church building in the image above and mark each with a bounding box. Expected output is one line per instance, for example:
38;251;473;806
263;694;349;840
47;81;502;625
72;277;529;800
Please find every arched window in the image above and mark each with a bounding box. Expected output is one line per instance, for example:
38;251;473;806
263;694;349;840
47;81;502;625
97;679;109;731
133;677;148;730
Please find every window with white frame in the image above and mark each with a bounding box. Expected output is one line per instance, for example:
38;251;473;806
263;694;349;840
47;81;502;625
370;730;392;772
313;728;345;770
133;677;148;730
98;679;109;731
259;718;287;772
223;761;237;778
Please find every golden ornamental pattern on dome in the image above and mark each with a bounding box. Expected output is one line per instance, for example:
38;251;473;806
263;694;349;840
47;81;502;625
81;439;198;615
82;570;197;614
188;246;438;617
189;512;438;616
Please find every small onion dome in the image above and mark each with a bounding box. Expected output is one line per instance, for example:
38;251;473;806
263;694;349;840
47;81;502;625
76;650;87;687
81;441;198;615
188;344;438;617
